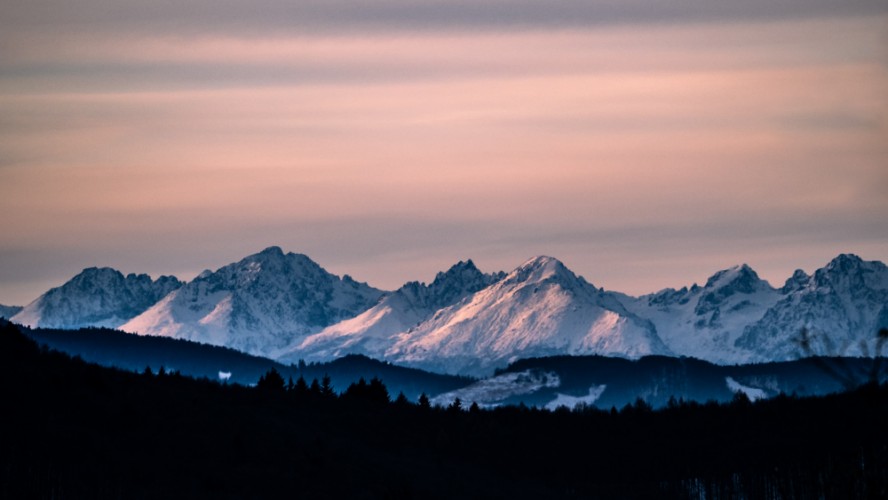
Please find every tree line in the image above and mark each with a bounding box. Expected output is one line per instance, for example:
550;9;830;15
1;322;886;499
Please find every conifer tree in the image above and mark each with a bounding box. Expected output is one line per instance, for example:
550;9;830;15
448;398;462;412
418;392;431;410
394;392;410;407
368;377;390;404
294;375;309;397
320;374;335;399
309;378;322;397
257;367;285;392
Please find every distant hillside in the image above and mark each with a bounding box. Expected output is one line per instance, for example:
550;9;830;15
440;354;886;409
13;321;470;399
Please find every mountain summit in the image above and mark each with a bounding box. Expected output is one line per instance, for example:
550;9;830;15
121;247;383;358
383;256;669;375
736;254;888;359
282;260;505;364
12;268;182;329
619;263;782;363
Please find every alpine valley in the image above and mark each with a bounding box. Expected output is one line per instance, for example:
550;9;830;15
6;247;888;377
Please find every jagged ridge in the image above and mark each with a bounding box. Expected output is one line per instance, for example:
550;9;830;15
121;247;383;358
12;268;182;329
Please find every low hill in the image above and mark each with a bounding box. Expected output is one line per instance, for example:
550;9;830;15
11;320;471;399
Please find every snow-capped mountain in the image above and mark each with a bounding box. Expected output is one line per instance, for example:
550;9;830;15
281;260;504;363
736;254;888;360
0;304;23;319
121;247;383;358
11;268;182;329
619;264;783;364
6;248;886;376
619;254;888;364
383;256;670;376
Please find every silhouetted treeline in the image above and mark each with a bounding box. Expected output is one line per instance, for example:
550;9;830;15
1;322;886;499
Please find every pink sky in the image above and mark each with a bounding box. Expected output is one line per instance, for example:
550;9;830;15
1;3;887;304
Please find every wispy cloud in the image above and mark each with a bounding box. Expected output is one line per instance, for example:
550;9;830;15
3;0;886;37
0;2;886;303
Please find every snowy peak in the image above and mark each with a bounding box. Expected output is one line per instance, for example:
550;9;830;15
122;247;383;358
736;254;888;360
703;264;771;294
814;253;888;292
383;257;668;376
420;259;505;310
825;253;865;273
695;264;775;316
782;269;810;293
285;259;505;364
430;259;482;289
508;255;581;285
621;263;782;364
11;268;183;329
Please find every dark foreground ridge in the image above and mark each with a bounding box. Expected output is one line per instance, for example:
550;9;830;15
1;322;886;499
17;321;472;399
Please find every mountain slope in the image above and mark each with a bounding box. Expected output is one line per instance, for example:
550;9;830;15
11;268;182;329
284;260;504;363
736;254;888;360
618;254;888;365
121;247;383;358
619;264;782;364
384;256;669;376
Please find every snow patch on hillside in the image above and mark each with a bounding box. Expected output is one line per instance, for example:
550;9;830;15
725;377;767;401
431;369;560;408
545;385;607;410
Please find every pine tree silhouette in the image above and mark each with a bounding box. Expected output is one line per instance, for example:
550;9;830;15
418;392;431;410
257;367;285;391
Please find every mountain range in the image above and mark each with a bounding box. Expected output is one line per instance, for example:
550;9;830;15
7;248;888;375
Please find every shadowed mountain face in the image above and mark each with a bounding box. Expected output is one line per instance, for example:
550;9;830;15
735;254;888;360
618;254;888;365
618;263;784;364
12;268;182;329
121;247;384;358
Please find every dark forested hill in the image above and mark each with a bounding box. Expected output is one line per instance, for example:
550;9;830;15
12;320;885;410
13;320;471;399
466;354;886;409
1;322;886;499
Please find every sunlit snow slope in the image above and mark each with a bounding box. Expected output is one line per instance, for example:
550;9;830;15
281;260;504;364
122;247;382;358
383;256;669;375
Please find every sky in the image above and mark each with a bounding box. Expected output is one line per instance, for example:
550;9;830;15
1;1;887;305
